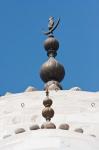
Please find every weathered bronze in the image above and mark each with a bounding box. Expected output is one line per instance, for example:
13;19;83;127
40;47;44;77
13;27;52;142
41;89;56;129
43;97;52;107
40;17;65;128
40;17;65;90
44;81;62;90
46;88;49;97
41;122;56;129
40;57;65;83
43;17;60;36
44;35;59;57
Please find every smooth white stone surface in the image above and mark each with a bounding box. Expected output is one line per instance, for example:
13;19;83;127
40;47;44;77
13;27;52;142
0;89;99;149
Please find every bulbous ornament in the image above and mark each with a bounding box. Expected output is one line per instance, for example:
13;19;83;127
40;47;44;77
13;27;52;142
42;107;54;121
43;97;53;107
40;57;65;83
44;35;59;57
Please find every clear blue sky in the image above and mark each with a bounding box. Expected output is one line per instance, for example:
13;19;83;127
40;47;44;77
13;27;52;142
0;0;99;94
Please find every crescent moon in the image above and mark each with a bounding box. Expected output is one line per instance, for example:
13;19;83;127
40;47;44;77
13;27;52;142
43;18;60;35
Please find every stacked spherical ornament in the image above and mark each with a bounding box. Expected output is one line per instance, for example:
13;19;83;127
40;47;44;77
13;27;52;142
40;17;65;90
40;35;65;90
41;89;56;129
41;17;65;128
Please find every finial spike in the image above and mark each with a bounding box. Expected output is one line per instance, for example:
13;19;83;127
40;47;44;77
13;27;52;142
46;88;49;97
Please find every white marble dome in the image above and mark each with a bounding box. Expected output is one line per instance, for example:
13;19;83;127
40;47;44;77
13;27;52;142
0;88;99;150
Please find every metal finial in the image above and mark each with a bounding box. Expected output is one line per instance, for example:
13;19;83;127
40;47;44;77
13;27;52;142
43;17;60;36
46;88;49;97
41;90;56;129
48;16;54;31
40;17;65;90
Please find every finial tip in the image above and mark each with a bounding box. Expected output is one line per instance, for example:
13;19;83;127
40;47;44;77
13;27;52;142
43;17;60;36
46;88;49;97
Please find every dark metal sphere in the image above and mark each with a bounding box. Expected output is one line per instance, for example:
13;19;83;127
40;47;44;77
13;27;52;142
42;107;54;120
43;97;53;107
44;36;59;52
40;57;65;83
41;122;56;129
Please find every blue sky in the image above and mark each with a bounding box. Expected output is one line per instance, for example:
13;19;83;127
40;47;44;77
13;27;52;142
0;0;99;94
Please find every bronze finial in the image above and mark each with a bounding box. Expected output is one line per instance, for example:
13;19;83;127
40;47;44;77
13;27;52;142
43;17;60;36
40;17;65;90
41;90;56;129
46;88;49;97
48;16;54;31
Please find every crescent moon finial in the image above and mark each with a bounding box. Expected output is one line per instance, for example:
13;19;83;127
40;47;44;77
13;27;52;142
43;17;60;36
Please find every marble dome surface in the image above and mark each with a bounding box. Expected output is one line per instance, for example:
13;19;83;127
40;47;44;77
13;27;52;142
0;89;99;150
